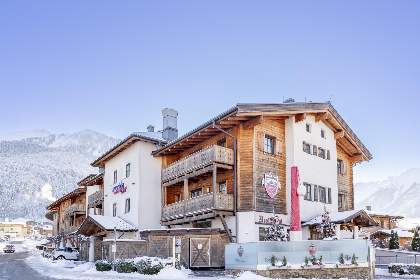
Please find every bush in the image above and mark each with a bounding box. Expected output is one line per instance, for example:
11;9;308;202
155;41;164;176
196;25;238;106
95;260;112;271
114;259;137;273
135;259;163;275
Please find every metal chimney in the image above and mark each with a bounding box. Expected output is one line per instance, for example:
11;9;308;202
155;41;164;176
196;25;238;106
162;108;178;142
147;125;154;132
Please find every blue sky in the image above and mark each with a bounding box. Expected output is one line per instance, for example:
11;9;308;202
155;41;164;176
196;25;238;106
1;1;419;183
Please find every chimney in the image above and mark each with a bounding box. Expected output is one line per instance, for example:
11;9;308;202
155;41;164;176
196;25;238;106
147;125;154;132
366;206;372;211
162;108;178;142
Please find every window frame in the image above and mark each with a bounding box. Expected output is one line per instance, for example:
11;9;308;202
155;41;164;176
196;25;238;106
219;181;227;194
113;170;118;184
217;138;226;148
306;123;311;133
125;198;130;213
126;163;131;178
264;135;275;155
306;144;311;154
306;184;312;201
112;203;117;217
337;160;342;174
338;194;344;209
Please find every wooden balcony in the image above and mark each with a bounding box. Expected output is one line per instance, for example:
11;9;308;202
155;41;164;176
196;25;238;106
161;145;234;183
63;226;79;235
88;189;104;208
64;203;86;217
161;192;234;225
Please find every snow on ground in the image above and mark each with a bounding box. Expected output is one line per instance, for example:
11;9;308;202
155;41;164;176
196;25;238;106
21;240;420;280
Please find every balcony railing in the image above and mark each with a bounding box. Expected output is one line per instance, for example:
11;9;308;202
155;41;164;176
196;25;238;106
63;226;79;235
64;203;86;216
88;189;104;207
162;192;234;221
162;145;234;182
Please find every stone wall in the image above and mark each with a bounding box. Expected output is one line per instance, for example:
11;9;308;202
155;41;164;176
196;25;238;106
227;266;374;279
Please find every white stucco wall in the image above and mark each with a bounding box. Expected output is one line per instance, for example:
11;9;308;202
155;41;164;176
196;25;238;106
103;140;162;239
286;115;338;223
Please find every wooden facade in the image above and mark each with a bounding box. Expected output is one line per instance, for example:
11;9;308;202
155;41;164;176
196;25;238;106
154;103;371;233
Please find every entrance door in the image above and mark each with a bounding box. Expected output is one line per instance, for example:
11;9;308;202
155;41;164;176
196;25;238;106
190;238;211;267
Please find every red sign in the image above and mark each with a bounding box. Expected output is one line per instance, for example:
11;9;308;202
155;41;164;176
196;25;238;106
262;172;280;198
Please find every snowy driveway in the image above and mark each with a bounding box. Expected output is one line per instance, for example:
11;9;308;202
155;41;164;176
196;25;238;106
0;251;52;280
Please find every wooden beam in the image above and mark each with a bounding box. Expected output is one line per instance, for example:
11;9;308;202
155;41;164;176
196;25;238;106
218;120;243;125
92;230;113;237
295;113;306;123
315;112;328;122
350;154;364;163
243;116;264;130
228;116;252;121
334;130;345;140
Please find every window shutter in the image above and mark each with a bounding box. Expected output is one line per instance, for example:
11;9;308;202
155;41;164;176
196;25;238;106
313;145;317;156
303;141;306;152
258;131;264;152
314;185;318;201
343;195;348;210
343;162;347;175
303;183;307;200
327;150;330;160
275;139;283;156
328;188;332;204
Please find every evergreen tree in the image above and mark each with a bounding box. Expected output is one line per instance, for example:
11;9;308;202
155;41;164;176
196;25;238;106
412;229;420;252
389;230;400;249
264;214;289;241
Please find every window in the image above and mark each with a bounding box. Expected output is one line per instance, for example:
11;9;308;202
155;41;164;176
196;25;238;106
337;160;342;174
219;181;227;194
380;221;384;228
125;198;130;213
306;123;311;133
306;143;311;154
320;187;326;203
321;129;325;138
175;194;181;202
328;188;332;204
338;194;344;209
190;188;202;198
305;184;312;201
113;203;117;217
264;136;274;154
217;138;226;148
314;185;318;201
113;171;117;184
126;163;131;178
320;148;326;159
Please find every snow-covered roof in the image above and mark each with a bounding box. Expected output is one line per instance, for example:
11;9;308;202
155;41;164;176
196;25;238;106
303;209;378;227
77;215;137;236
372;229;413;238
132;132;165;143
365;210;404;219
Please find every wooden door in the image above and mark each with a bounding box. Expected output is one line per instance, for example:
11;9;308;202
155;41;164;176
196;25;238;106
190;238;211;267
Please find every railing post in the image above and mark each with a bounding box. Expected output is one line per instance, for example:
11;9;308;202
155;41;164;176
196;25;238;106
184;178;188;215
213;165;217;208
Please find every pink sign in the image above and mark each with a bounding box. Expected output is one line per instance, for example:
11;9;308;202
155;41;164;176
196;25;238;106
262;172;280;198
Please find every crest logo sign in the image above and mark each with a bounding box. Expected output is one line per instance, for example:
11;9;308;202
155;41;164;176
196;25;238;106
308;243;317;256
262;171;281;198
237;246;244;257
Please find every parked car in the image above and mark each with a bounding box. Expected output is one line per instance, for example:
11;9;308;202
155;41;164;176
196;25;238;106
52;247;79;260
3;245;15;253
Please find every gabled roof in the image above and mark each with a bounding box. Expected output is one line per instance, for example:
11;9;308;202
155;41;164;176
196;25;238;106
365;210;404;219
303;209;379;227
77;174;96;186
84;173;104;186
77;215;137;236
46;187;86;210
91;132;166;168
152;102;372;161
371;229;413;238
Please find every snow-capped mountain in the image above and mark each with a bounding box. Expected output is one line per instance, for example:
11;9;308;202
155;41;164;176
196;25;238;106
0;129;120;221
354;168;420;218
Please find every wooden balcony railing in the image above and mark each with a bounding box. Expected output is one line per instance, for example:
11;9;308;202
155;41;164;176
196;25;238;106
162;193;234;221
64;203;86;216
88;189;104;207
161;145;234;182
63;226;79;235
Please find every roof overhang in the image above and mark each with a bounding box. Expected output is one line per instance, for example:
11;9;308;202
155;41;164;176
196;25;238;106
153;102;372;161
46;187;87;210
92;134;166;168
77;215;137;236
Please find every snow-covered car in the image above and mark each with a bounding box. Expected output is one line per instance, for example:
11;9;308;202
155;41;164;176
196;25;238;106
52;247;79;260
3;245;15;253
